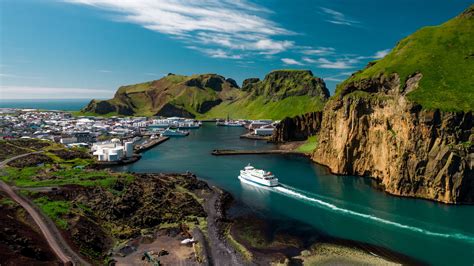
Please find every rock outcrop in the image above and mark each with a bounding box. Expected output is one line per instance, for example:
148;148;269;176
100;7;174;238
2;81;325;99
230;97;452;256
272;112;323;142
250;70;329;101
312;73;474;204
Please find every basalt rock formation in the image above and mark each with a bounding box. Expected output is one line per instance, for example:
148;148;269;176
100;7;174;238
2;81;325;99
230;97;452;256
312;72;473;204
272;112;323;143
274;6;474;203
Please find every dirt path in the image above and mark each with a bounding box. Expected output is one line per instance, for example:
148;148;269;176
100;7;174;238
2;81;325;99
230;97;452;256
0;152;89;266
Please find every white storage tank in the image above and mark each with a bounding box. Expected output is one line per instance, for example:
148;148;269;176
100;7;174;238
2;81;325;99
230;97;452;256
124;141;134;158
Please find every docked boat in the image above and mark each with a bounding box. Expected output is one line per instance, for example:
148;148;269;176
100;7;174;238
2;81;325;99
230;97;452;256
216;120;244;127
161;128;189;137
238;164;279;187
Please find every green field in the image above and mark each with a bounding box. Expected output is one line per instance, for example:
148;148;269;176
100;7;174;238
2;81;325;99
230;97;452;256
201;95;325;120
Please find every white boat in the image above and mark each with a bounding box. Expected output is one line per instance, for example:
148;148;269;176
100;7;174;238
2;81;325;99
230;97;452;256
161;128;189;137
238;164;279;187
216;120;244;127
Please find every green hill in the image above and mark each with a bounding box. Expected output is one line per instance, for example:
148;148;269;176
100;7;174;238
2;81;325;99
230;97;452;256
83;74;243;118
202;70;329;119
337;5;474;112
82;70;329;120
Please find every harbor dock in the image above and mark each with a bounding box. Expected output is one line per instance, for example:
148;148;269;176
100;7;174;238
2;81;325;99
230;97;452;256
135;136;170;153
211;149;306;156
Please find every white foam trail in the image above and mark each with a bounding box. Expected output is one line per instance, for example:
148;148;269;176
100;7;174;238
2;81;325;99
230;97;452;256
272;185;474;244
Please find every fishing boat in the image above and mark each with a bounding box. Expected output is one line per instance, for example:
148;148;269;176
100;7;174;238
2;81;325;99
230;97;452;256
161;128;189;137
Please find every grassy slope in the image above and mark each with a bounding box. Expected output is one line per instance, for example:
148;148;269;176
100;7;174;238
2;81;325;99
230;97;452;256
201;95;325;120
337;6;474;112
296;135;319;153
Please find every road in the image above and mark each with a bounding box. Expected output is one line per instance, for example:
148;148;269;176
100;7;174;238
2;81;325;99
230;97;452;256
0;152;89;265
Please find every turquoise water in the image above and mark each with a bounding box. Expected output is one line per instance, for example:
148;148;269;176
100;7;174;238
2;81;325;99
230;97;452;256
115;123;474;265
0;99;90;111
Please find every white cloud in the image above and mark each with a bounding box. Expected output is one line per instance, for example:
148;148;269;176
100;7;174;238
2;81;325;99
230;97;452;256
65;0;294;58
98;69;112;73
320;7;360;27
302;57;316;63
0;86;114;99
301;47;335;55
324;77;343;82
373;49;390;59
316;58;354;69
281;58;304;66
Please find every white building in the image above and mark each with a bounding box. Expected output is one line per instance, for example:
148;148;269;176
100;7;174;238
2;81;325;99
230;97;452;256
254;127;274;136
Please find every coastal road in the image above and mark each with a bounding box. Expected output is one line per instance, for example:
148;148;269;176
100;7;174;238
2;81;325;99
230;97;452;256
0;152;89;265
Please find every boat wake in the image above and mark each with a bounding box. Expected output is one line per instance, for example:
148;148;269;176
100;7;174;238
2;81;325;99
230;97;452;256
240;178;474;244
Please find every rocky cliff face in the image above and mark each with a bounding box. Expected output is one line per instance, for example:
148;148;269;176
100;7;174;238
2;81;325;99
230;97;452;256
272;112;323;142
251;70;329;100
312;73;474;204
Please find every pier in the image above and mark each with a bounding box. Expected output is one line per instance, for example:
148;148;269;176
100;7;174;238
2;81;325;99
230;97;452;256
211;149;306;156
135;136;170;153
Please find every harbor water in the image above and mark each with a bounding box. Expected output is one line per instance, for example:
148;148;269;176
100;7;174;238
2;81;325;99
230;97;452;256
114;123;474;265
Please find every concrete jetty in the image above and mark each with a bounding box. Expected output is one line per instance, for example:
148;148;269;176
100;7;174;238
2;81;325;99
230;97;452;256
211;149;306;156
135;136;170;153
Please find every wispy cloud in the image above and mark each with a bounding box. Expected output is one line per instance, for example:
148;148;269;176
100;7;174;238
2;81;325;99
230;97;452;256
320;7;360;27
98;69;112;73
65;0;294;59
198;48;243;59
281;58;304;66
0;86;114;99
373;49;390;59
324;77;343;82
316;58;355;69
301;47;335;56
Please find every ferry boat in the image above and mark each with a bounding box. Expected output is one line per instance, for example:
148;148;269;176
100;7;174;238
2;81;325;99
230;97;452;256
161;128;189;137
238;164;279;187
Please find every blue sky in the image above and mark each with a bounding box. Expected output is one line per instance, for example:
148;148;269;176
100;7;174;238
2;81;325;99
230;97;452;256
0;0;472;99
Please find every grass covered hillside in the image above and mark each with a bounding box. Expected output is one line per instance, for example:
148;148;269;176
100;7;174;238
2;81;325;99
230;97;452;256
201;70;329;120
337;4;474;112
83;73;243;118
82;70;330;120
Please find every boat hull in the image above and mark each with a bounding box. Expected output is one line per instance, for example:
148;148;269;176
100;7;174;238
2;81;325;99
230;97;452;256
238;174;279;187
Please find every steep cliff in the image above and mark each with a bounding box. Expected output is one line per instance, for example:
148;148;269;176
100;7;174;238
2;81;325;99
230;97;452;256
204;70;329;120
312;6;474;204
272;112;323;142
313;74;473;203
83;73;242;118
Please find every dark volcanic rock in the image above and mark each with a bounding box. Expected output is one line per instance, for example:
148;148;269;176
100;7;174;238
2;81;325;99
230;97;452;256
225;78;239;88
198;99;223;113
241;78;260;92
272;112;323;142
156;103;195;118
0;195;59;265
7;154;53;168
